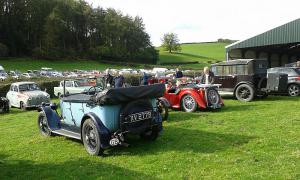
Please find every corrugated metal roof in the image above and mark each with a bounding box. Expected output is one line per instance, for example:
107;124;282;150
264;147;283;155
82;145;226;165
226;18;300;51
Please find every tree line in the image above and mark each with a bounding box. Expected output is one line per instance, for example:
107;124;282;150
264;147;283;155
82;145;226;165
0;0;158;64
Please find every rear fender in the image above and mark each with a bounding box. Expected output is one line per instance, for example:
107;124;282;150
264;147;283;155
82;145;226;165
179;90;207;109
81;113;111;149
158;97;171;108
38;106;61;130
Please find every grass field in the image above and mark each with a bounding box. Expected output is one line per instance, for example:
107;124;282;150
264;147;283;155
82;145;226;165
158;42;229;69
1;96;299;179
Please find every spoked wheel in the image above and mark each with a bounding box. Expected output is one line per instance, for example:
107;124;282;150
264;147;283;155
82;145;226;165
158;101;169;121
38;112;52;136
82;119;103;156
235;84;254;102
288;84;299;96
181;94;197;112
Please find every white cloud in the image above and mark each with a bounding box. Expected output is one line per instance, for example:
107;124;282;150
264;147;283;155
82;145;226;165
86;0;299;46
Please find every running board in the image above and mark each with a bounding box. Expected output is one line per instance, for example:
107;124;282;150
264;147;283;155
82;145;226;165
52;129;81;140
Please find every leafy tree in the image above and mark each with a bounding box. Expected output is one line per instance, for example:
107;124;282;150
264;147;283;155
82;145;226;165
0;0;158;64
161;33;181;53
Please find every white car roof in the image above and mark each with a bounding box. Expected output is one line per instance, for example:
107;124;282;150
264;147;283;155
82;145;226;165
12;81;36;86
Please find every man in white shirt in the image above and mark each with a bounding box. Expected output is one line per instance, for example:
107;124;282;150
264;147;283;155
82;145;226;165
200;67;215;84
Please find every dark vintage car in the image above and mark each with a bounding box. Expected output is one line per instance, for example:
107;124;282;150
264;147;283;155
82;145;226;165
0;97;9;113
268;67;300;96
161;83;223;112
211;59;276;102
38;84;165;156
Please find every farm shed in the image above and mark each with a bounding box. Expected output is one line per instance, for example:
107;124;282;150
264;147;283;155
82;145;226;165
225;18;300;67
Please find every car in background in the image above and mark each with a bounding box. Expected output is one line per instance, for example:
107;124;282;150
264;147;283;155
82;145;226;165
162;83;223;112
211;59;269;102
6;82;50;110
21;73;36;79
268;67;300;96
0;65;8;81
54;80;97;97
37;84;164;156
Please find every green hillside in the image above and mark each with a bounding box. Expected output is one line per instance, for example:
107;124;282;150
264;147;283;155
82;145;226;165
158;42;229;69
0;42;229;72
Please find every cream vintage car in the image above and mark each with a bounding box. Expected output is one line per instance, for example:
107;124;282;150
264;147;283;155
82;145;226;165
6;82;50;110
54;80;96;97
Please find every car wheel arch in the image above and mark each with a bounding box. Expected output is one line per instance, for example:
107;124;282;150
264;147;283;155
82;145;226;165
81;113;111;148
180;92;206;109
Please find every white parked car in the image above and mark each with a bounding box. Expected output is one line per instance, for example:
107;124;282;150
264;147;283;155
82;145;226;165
54;80;95;97
0;65;8;81
6;82;50;110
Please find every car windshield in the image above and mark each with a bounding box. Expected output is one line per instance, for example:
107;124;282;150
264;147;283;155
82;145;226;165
295;68;300;75
19;83;40;91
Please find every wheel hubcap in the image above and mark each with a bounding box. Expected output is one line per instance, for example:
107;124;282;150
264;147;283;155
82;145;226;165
184;96;195;110
85;125;97;149
238;87;250;99
289;85;299;96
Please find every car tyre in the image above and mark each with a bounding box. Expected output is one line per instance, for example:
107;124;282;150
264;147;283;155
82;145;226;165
20;101;27;110
38;112;52;137
140;126;159;141
235;84;255;102
287;84;299;96
158;101;169;121
82;118;103;156
181;94;197;112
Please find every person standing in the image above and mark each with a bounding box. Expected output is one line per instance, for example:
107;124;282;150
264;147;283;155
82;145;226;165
114;71;125;88
140;72;149;86
104;68;114;87
175;68;183;78
200;66;215;84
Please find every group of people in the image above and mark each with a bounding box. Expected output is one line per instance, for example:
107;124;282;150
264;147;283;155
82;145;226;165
103;69;125;88
103;66;215;89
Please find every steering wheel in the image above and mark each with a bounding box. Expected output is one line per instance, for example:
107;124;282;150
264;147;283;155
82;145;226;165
87;86;97;95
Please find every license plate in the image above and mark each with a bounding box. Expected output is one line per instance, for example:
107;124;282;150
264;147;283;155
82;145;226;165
125;110;152;123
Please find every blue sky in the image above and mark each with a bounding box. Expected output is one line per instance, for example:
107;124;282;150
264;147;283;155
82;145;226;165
87;0;299;46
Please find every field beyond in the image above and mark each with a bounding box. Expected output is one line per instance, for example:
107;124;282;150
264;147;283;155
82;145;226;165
0;42;229;72
158;42;229;69
1;96;299;179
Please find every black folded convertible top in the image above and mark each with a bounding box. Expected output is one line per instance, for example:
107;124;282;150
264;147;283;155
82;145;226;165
92;83;165;105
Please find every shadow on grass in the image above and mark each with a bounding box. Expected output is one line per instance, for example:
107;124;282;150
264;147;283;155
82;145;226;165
0;154;157;179
107;126;255;156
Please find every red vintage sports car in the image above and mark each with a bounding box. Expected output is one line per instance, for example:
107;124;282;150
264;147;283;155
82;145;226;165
161;83;224;112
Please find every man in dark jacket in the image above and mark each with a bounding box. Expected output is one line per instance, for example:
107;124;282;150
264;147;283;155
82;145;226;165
175;68;183;78
140;72;149;85
114;72;125;88
200;66;215;84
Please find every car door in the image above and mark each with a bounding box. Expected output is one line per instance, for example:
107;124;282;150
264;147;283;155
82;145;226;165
213;65;237;92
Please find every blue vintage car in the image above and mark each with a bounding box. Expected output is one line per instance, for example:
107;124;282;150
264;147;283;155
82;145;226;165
38;84;165;156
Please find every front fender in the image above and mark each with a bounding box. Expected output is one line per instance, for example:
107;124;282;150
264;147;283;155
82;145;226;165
81;113;111;149
38;106;61;130
179;89;207;109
